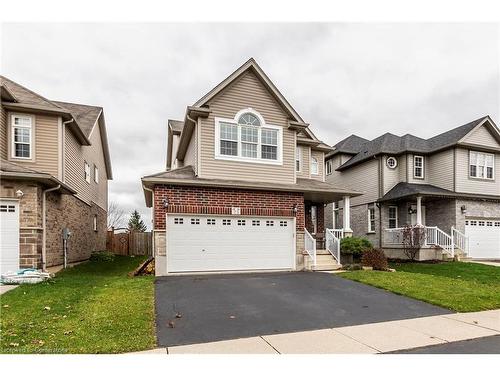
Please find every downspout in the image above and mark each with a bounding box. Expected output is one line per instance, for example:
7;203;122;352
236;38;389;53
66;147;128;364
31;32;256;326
42;185;61;271
143;185;155;257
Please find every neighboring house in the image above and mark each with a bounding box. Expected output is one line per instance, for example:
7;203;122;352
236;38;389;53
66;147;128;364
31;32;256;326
0;76;112;272
325;116;500;260
142;58;359;275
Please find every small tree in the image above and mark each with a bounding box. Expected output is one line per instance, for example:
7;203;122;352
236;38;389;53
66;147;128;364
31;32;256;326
107;201;126;230
128;210;147;232
402;225;426;261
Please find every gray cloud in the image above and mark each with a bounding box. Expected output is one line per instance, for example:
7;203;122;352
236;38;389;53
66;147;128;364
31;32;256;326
2;23;498;227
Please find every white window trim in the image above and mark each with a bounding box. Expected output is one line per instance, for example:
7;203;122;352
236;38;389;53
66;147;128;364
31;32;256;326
84;161;91;184
388;205;398;229
386;156;397;169
10;114;33;160
296;146;302;172
367;207;376;233
413;155;424;179
94;165;99;184
311;156;319;175
214;115;283;165
469;150;495;180
326;159;333;175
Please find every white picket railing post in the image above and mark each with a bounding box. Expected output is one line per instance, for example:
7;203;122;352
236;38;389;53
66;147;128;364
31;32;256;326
304;228;317;266
325;228;341;264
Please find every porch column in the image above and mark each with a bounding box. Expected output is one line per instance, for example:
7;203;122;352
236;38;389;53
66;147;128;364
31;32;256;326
332;202;336;229
343;195;353;237
416;196;423;226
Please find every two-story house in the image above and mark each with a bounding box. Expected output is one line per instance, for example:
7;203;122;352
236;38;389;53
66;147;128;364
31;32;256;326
325;116;500;260
0;76;112;272
142;58;359;276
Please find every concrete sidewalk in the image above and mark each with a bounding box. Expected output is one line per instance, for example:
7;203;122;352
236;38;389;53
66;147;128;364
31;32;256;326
138;309;500;354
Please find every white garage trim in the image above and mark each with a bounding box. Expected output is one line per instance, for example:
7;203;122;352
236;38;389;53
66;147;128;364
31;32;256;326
0;199;20;273
465;219;500;259
166;214;296;274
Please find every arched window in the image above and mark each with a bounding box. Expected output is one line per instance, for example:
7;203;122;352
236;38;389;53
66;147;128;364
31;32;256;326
311;157;319;175
216;108;281;163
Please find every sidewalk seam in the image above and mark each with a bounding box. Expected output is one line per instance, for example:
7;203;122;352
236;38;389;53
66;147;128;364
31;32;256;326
441;314;500;334
259;336;281;354
330;328;382;353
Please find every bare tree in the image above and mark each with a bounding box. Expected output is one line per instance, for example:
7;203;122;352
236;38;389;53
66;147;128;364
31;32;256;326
402;225;426;261
107;201;126;230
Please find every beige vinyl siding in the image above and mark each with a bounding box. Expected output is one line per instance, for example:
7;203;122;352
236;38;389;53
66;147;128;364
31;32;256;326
461;125;500;148
0;105;7;159
427;149;454;190
383;155;400;194
310;150;324;181
398;154;407;182
7;112;59;177
199;70;295;184
183;126;197;173
455;147;500;195
326;158;380;206
296;145;310;178
407;153;428;184
64;120;108;210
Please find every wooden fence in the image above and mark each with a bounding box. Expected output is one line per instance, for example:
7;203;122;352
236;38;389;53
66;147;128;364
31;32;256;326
106;230;152;256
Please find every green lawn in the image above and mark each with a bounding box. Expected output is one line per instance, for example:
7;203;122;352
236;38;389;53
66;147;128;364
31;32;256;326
0;256;155;354
339;262;500;312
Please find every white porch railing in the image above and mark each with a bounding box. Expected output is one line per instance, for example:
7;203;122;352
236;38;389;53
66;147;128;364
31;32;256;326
452;227;469;255
384;226;458;257
325;228;341;263
304;228;317;266
331;228;345;239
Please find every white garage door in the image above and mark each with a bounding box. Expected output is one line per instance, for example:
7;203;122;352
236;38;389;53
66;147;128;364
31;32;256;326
166;215;295;273
465;219;500;259
0;201;20;273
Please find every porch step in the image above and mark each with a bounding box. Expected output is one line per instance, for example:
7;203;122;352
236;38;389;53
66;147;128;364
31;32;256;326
304;254;342;271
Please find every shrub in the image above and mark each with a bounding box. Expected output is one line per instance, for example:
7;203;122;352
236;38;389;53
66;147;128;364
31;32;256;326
340;237;373;257
90;251;116;262
341;263;363;271
361;248;388;270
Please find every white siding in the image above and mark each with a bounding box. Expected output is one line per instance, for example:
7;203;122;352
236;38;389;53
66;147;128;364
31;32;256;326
427;149;454;190
383;155;400;194
407;153;429;184
461;125;500;148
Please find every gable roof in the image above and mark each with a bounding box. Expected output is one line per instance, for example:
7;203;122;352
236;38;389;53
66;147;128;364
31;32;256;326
331;134;369;155
335;116;497;171
1;76;112;179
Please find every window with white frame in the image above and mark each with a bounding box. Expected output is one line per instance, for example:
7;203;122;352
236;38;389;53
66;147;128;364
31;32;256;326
84;161;91;183
388;206;398;229
326;159;333;175
296;146;302;172
368;207;376;233
311;157;319;175
413;155;424;179
469;151;494;180
11;115;32;159
94;165;99;183
215;109;281;164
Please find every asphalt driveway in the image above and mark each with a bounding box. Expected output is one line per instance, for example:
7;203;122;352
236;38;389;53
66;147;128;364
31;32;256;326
155;272;451;347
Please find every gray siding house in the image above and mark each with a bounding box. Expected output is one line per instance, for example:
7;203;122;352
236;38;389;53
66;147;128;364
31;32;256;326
325;116;500;260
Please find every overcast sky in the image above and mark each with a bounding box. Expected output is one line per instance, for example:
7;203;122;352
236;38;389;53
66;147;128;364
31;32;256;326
1;23;498;227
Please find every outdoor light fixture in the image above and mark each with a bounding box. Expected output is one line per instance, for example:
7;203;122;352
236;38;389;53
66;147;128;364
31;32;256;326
162;197;169;209
408;207;417;215
461;205;467;214
15;190;24;198
293;203;298;214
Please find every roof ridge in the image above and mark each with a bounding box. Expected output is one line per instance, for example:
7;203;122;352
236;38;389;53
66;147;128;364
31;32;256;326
52;100;103;110
0;75;65;110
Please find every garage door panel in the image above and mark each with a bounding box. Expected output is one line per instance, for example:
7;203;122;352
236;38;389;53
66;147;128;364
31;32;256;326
465;219;500;259
167;215;295;273
0;201;20;273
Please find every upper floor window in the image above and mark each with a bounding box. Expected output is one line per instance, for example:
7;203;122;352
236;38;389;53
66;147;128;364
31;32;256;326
311;157;319;175
386;156;397;169
296;147;302;172
84;161;91;183
11;115;32;159
326;159;333;175
94;165;99;184
413;155;424;179
470;151;494;180
215;109;282;164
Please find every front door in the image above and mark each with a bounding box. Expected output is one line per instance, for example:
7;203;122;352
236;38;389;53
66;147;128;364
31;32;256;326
311;205;317;234
410;205;426;226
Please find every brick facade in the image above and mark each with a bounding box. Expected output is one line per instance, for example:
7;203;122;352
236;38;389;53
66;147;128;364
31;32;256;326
1;179;106;269
153;185;305;231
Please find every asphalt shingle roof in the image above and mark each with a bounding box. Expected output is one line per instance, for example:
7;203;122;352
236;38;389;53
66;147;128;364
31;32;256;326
52;101;102;137
336;116;489;170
